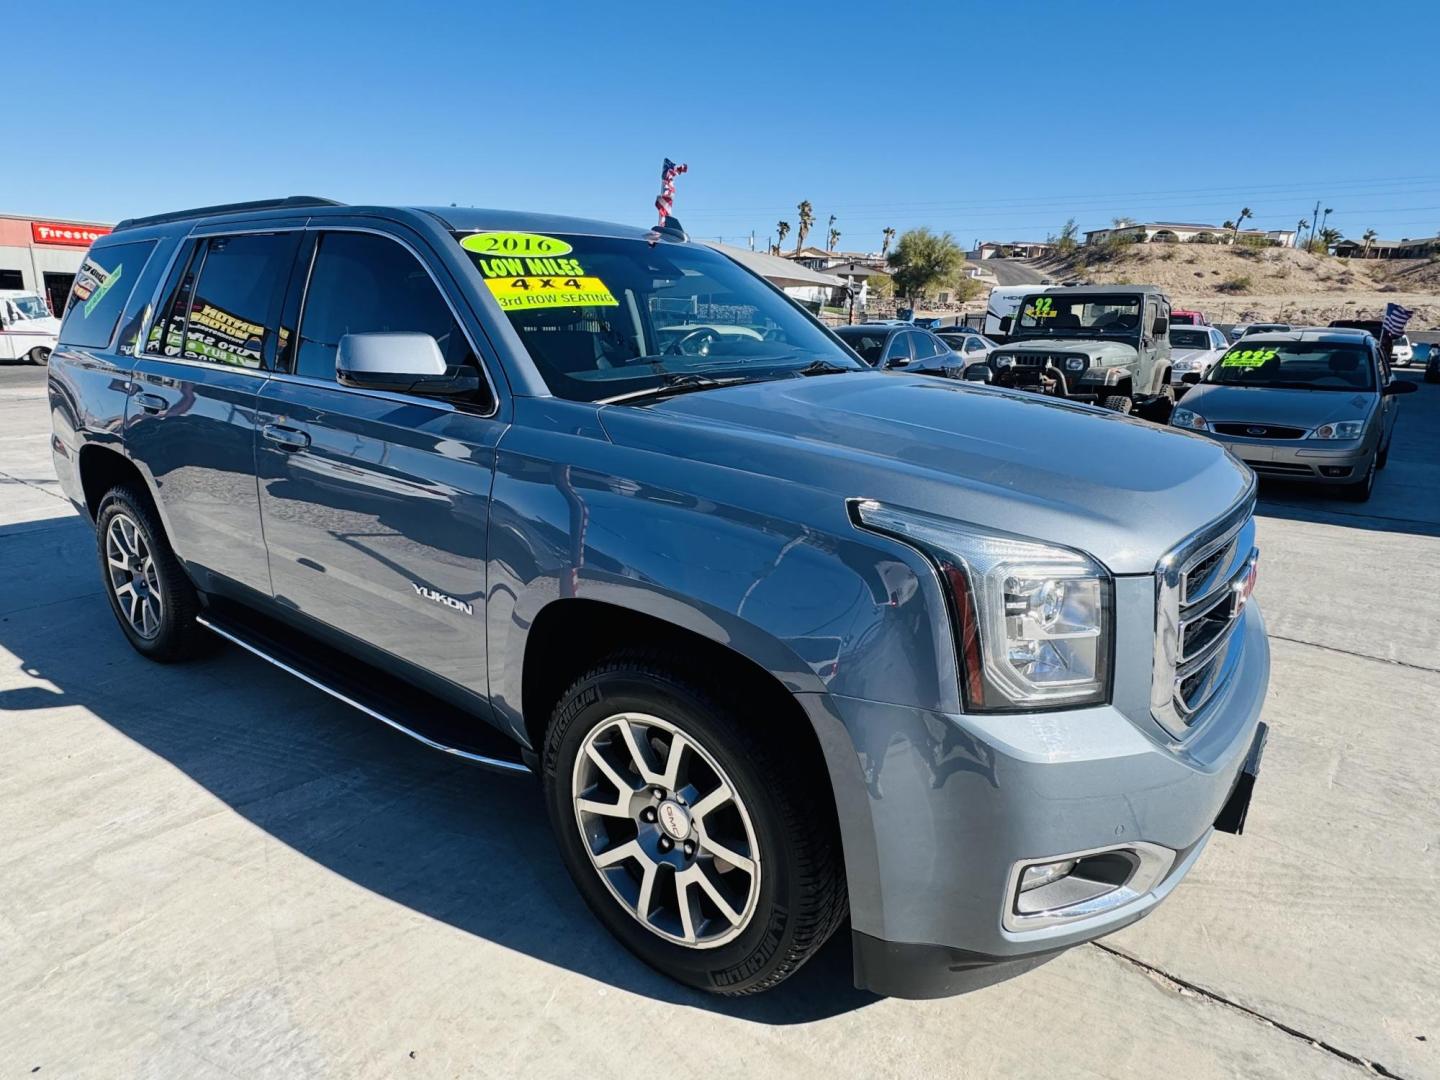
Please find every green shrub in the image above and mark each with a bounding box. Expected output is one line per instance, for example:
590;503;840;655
1216;275;1252;294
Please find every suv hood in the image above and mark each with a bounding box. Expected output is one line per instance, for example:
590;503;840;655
1182;383;1375;428
599;372;1251;574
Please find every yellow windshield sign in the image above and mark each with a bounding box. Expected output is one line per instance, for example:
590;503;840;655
461;232;574;258
1222;348;1276;367
1025;296;1056;319
485;275;618;311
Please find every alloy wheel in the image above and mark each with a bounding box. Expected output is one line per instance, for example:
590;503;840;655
105;513;163;639
572;712;761;949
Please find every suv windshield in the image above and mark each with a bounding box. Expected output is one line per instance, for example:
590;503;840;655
1169;328;1210;349
1206;342;1374;391
9;295;51;320
1014;293;1141;337
455;232;862;402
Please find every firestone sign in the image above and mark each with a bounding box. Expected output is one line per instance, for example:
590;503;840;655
31;221;112;248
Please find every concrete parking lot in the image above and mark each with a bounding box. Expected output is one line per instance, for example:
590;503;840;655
1;359;1436;1080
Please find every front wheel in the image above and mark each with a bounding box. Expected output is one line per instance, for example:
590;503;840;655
1340;455;1376;503
543;655;846;995
1102;394;1134;414
28;347;50;367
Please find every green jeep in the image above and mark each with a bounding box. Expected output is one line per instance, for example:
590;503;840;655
968;285;1174;416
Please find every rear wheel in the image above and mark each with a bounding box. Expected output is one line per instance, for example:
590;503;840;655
1102;394;1134;414
543;654;846;995
27;347;50;367
1143;383;1176;422
96;487;208;661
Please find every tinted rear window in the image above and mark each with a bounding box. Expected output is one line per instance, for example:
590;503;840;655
58;240;157;349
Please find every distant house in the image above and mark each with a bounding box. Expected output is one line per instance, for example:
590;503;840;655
1083;222;1296;248
785;247;888;272
975;240;1054;259
1335;235;1439;259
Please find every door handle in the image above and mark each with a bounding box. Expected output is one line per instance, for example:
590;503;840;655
261;424;311;451
134;392;168;415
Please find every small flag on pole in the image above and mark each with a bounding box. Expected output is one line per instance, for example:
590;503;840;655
1382;302;1414;336
655;159;688;226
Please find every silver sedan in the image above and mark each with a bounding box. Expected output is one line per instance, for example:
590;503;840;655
1171;329;1417;501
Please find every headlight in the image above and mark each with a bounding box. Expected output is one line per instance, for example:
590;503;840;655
1064;356;1086;372
995;355;1015;369
1310;420;1364;440
852;501;1111;711
1173;359;1193;371
1171;407;1207;430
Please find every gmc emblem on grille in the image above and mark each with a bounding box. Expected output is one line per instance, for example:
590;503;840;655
1245;426;1268;436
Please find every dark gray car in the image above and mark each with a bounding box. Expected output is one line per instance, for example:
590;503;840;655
48;197;1270;999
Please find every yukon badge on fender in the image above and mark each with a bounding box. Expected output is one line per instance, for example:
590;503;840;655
412;583;474;615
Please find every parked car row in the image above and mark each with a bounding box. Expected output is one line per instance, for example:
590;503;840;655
48;198;1280;1003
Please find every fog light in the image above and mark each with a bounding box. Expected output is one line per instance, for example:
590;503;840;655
1019;859;1077;892
1319;465;1352;478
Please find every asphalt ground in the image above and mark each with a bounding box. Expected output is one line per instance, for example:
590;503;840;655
1;359;1436;1079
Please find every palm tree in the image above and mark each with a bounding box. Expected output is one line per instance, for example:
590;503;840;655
1221;220;1236;243
1362;228;1377;257
1230;207;1253;242
796;201;814;253
1320;207;1333;238
775;220;790;255
828;227;841;252
1297;219;1309;248
881;227;896;259
1317;227;1341;253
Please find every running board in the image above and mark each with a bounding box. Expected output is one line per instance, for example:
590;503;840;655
196;607;530;775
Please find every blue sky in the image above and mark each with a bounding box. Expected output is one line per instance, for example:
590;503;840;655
12;0;1439;250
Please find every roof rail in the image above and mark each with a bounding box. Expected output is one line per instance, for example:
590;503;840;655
113;195;345;232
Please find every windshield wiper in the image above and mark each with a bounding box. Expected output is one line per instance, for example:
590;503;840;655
597;373;756;405
795;359;852;376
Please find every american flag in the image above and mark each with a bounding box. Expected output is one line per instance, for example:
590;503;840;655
655;158;688;226
1382;302;1414;335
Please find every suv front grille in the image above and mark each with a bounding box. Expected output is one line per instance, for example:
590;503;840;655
1151;492;1258;739
1211;422;1306;439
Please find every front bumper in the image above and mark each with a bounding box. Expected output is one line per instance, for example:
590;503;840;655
980;362;1113;404
800;599;1270;998
1206;432;1372;484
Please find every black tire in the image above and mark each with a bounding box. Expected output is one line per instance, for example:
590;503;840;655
28;347;50;367
542;652;846;996
95;486;209;661
1340;455;1376;503
1102;394;1134;414
1143;383;1176;422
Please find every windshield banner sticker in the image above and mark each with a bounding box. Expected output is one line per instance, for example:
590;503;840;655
1025;296;1056;319
461;232;574;258
484;275;618;311
1222;348;1276;367
81;262;123;318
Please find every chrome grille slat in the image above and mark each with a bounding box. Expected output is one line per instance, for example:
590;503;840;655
1151;485;1258;739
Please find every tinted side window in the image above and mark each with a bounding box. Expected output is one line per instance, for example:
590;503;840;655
295;232;485;406
57;240;158;349
181;234;297;369
146;242;200;358
882;332;912;363
913;333;942;359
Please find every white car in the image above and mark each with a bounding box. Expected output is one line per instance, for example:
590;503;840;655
936;329;1001;368
0;290;61;365
1391;334;1413;367
1169;325;1230;389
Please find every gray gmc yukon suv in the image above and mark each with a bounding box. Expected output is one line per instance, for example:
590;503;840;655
48;197;1269;998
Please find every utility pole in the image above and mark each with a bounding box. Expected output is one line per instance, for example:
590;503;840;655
1308;200;1321;250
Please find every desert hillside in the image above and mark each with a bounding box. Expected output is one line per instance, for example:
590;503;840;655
1032;244;1438;326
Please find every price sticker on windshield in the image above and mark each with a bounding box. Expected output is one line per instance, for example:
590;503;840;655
1026;296;1057;319
1222;348;1277;367
484;275;618;311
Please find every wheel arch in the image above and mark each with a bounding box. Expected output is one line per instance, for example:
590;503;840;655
78;443;156;522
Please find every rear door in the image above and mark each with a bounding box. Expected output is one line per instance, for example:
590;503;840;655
125;229;300;595
254;223;504;702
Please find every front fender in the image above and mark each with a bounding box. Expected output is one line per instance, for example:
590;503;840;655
484;399;957;744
